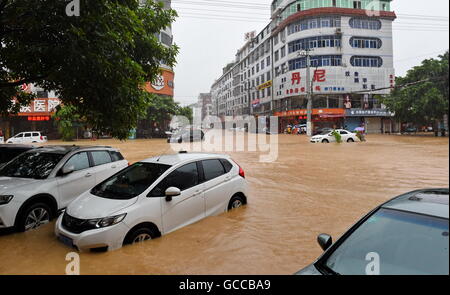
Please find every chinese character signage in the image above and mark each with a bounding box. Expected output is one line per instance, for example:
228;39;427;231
346;108;395;117
16;98;61;116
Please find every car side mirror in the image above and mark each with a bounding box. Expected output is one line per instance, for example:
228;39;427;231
61;165;75;176
317;233;332;251
165;187;181;202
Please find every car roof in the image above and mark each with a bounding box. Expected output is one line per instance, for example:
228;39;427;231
0;144;36;149
141;152;230;166
382;189;449;219
27;145;118;155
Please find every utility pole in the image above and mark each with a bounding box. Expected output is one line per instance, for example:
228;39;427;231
299;48;314;136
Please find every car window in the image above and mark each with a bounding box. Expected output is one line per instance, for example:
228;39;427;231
109;151;124;162
0;148;29;164
340;131;348;135
0;152;64;179
24;133;31;137
91;162;171;200
91;151;112;166
219;159;233;173
150;162;199;197
64;152;90;171
321;208;449;275
15;133;23;138
202;159;225;181
32;132;40;137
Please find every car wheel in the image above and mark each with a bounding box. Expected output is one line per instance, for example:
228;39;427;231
322;139;329;143
228;195;246;211
124;227;158;245
178;138;182;144
16;202;52;232
347;138;354;142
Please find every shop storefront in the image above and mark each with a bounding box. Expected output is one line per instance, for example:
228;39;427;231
274;108;345;133
345;108;396;134
0;97;61;140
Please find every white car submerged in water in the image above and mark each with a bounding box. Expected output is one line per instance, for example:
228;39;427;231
310;129;359;143
55;152;249;252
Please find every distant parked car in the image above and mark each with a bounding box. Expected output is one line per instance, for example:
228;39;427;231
310;129;359;143
167;128;205;143
403;127;418;134
0;144;36;168
296;188;449;275
55;152;248;252
0;146;128;232
6;131;47;144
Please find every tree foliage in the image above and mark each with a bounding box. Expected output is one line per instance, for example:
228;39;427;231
382;51;449;126
0;0;178;139
147;95;193;125
52;105;81;141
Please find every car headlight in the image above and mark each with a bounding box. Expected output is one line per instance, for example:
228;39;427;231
0;195;13;205
88;213;127;229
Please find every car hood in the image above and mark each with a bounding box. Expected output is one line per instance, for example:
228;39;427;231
0;177;41;193
294;263;323;275
67;191;138;219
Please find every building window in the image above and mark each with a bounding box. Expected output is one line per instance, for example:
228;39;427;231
267;56;271;66
350;56;383;67
349;18;382;30
353;1;362;9
350;37;382;49
274;50;280;62
288;55;342;70
281;46;286;58
288;17;341;35
288;35;342;53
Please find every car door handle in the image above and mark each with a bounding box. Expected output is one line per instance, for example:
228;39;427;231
224;176;232;182
85;173;92;178
192;190;203;196
111;165;117;169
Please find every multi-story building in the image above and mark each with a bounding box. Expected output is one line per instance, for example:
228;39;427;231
211;0;399;134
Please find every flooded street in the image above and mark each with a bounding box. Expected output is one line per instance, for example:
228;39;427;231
0;134;448;275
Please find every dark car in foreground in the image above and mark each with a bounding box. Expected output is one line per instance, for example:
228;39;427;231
296;189;449;275
0;144;36;167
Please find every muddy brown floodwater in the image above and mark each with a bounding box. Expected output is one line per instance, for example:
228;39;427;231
0;133;448;274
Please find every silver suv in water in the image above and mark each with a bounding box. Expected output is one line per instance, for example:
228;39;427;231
0;146;128;232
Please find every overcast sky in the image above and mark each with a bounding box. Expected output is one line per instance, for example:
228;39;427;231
171;0;449;106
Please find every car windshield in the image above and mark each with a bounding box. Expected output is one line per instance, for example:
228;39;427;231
0;148;28;164
0;151;64;179
320;130;331;135
320;208;449;275
91;162;171;200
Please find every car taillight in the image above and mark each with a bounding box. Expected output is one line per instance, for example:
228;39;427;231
40;136;43;140
238;165;245;178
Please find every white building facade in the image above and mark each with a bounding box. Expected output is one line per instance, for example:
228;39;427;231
211;0;398;134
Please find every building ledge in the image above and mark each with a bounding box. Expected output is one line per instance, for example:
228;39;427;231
273;7;397;35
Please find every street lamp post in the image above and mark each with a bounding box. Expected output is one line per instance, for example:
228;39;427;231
299;48;314;136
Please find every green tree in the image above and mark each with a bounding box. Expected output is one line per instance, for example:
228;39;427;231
146;95;179;124
0;0;178;139
176;105;193;123
52;105;81;141
382;51;449;128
